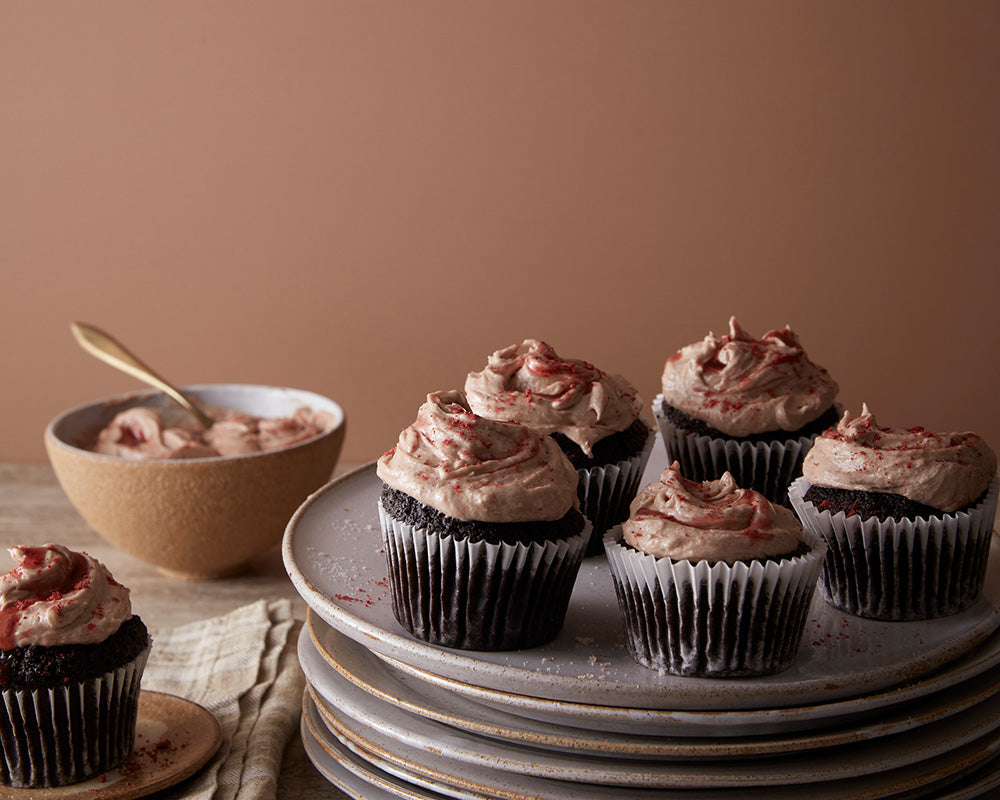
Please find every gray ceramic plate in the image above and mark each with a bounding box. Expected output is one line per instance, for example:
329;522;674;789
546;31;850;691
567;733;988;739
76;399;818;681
307;643;1000;789
370;622;1000;736
301;616;1000;752
302;688;1000;799
301;695;490;800
282;442;1000;711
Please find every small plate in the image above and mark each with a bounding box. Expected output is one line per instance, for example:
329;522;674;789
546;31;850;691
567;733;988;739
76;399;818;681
0;691;221;800
301;618;1000;756
282;450;1000;711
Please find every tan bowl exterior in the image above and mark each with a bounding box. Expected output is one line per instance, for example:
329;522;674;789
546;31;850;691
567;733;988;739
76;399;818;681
45;384;345;580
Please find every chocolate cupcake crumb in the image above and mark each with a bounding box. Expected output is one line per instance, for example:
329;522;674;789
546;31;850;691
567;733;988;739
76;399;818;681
550;419;652;470
661;400;840;445
800;484;980;522
379;485;584;545
0;616;149;691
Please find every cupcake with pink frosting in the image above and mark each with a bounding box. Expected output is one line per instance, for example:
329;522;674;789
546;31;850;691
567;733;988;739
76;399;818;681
377;390;590;650
604;463;825;677
0;544;150;787
654;318;839;507
789;405;998;620
465;339;654;556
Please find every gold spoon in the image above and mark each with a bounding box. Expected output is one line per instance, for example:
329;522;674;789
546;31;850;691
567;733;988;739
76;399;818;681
70;321;215;429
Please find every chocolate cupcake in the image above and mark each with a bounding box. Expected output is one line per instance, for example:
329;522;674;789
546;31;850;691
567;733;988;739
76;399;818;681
789;404;998;621
653;318;839;507
0;544;150;788
465;339;653;556
376;390;589;651
604;463;825;677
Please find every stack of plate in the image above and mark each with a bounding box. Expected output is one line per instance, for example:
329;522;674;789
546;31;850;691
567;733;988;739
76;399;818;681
283;447;1000;800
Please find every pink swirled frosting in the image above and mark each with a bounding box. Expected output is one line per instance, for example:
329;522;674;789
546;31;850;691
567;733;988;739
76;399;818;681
377;390;579;523
803;404;997;512
0;544;133;650
92;405;334;460
661;318;838;436
623;463;805;562
464;339;642;457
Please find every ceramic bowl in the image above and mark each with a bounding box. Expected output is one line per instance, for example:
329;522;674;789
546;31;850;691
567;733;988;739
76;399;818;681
45;384;346;579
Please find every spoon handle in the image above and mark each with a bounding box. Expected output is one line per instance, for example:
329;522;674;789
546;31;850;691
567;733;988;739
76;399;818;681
70;322;214;429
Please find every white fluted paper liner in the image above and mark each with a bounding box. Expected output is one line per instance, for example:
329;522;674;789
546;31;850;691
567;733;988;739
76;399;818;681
603;528;825;677
378;501;589;651
0;646;149;788
789;476;999;621
576;427;656;556
652;394;825;507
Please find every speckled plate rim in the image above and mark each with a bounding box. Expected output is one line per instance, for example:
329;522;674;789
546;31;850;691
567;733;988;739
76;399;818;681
301;691;490;800
308;660;1000;789
935;754;1000;800
369;621;1000;736
302;615;1000;755
300;727;406;800
304;705;1000;800
303;687;1000;800
304;687;1000;800
282;449;1000;712
0;691;221;800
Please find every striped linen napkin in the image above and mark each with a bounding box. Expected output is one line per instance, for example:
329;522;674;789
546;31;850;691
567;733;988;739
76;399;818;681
143;599;304;800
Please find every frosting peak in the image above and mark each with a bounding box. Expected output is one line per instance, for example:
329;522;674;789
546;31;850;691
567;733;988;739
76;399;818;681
0;544;132;650
376;390;579;522
661;317;838;436
465;339;642;456
803;404;997;512
623;463;805;563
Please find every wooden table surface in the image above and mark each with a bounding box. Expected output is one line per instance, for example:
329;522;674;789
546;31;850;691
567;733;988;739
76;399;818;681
0;462;353;799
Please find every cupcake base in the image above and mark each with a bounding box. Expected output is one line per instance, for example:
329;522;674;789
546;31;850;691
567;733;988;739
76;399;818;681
789;477;999;621
604;529;825;677
379;500;590;651
802;484;949;522
0;647;149;788
652;395;835;508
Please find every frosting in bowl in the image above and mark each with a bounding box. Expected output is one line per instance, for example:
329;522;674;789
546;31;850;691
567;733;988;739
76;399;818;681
803;404;998;512
377;390;579;523
465;339;642;457
92;404;334;460
661;318;838;437
623;463;806;563
0;544;132;650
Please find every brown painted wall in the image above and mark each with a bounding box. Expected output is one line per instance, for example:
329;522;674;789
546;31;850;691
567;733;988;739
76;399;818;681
4;2;999;464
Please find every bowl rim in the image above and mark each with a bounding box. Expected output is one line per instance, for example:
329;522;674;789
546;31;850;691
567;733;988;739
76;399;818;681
45;382;346;464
